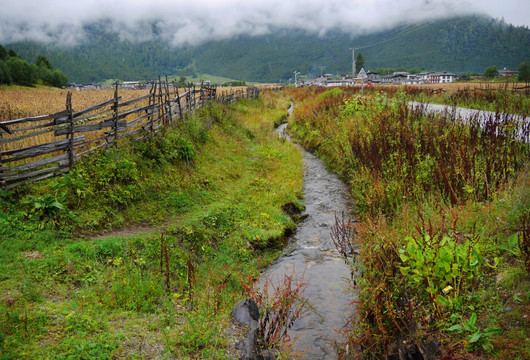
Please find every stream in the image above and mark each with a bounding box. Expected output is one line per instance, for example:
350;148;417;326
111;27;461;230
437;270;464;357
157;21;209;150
259;105;354;359
255;100;528;359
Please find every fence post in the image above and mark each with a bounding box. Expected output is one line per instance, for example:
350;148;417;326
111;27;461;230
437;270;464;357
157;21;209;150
188;84;192;111
148;82;155;135
158;77;164;128
66;92;74;169
113;82;119;147
190;85;194;110
165;76;172;126
0;132;3;190
176;83;183;121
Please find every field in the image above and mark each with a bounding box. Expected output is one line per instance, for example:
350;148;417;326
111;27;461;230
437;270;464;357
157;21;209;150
0;90;305;359
0;88;152;151
3;83;528;358
0;88;150;120
0;86;272;122
0;85;262;162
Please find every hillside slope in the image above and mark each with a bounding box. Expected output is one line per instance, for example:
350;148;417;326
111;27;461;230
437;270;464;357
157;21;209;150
7;15;530;83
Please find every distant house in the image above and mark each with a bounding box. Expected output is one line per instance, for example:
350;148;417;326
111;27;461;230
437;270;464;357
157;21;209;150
405;74;422;85
429;72;455;83
417;72;433;83
498;68;518;77
326;79;355;87
367;71;381;83
381;72;409;85
121;81;149;89
357;68;368;79
68;83;104;91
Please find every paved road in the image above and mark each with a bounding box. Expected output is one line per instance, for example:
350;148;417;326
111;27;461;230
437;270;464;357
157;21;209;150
408;101;530;142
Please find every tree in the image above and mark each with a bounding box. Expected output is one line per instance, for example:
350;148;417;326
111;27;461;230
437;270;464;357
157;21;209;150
355;52;365;74
8;49;18;58
0;60;12;85
36;55;53;70
0;45;7;61
50;69;68;87
6;57;38;86
177;76;187;87
459;71;481;80
518;61;530;81
484;66;498;79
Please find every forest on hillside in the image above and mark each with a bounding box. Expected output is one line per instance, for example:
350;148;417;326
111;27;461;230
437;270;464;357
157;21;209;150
6;15;530;83
0;45;67;87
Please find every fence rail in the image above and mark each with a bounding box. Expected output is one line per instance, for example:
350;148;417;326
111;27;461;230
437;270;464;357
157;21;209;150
0;79;261;190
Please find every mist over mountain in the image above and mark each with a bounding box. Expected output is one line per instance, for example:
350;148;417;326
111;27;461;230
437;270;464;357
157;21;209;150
5;15;530;83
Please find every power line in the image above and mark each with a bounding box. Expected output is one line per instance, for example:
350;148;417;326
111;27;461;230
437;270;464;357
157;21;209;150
369;49;439;63
352;0;473;50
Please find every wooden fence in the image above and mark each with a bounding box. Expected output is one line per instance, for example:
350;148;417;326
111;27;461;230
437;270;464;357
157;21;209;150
0;79;260;190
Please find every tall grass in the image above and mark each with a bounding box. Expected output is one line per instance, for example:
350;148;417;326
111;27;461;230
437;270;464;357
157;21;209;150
290;89;529;218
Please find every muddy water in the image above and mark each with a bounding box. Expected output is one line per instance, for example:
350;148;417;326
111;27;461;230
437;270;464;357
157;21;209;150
260;113;354;359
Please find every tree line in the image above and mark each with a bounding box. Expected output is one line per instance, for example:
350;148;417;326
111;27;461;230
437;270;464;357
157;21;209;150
0;45;68;87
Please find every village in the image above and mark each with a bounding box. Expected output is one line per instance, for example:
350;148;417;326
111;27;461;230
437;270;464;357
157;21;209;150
64;67;522;91
299;68;520;87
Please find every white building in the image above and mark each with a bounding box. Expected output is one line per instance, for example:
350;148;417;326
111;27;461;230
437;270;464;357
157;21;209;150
429;72;455;83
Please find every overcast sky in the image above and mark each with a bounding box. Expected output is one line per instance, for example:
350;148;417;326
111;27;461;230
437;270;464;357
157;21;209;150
0;0;528;46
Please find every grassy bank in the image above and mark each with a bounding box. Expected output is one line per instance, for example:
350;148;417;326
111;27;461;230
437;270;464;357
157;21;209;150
0;91;303;359
286;86;529;359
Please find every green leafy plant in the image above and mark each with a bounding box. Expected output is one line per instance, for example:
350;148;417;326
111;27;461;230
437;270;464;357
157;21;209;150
399;233;487;314
22;192;76;224
53;170;89;205
174;138;196;162
447;313;502;353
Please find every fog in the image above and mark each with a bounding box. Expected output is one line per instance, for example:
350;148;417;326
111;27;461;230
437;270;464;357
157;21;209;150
0;0;528;46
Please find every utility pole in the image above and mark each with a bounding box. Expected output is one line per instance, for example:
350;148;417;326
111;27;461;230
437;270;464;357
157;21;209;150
350;48;358;78
293;71;300;87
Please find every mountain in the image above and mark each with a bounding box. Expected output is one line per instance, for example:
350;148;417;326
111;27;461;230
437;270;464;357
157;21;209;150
5;15;530;83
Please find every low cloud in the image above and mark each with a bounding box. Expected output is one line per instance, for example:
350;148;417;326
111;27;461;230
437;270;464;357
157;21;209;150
0;0;517;46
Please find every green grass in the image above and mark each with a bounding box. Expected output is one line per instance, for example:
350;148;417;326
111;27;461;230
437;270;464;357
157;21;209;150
185;73;240;85
164;73;241;86
0;83;61;90
0;91;303;359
